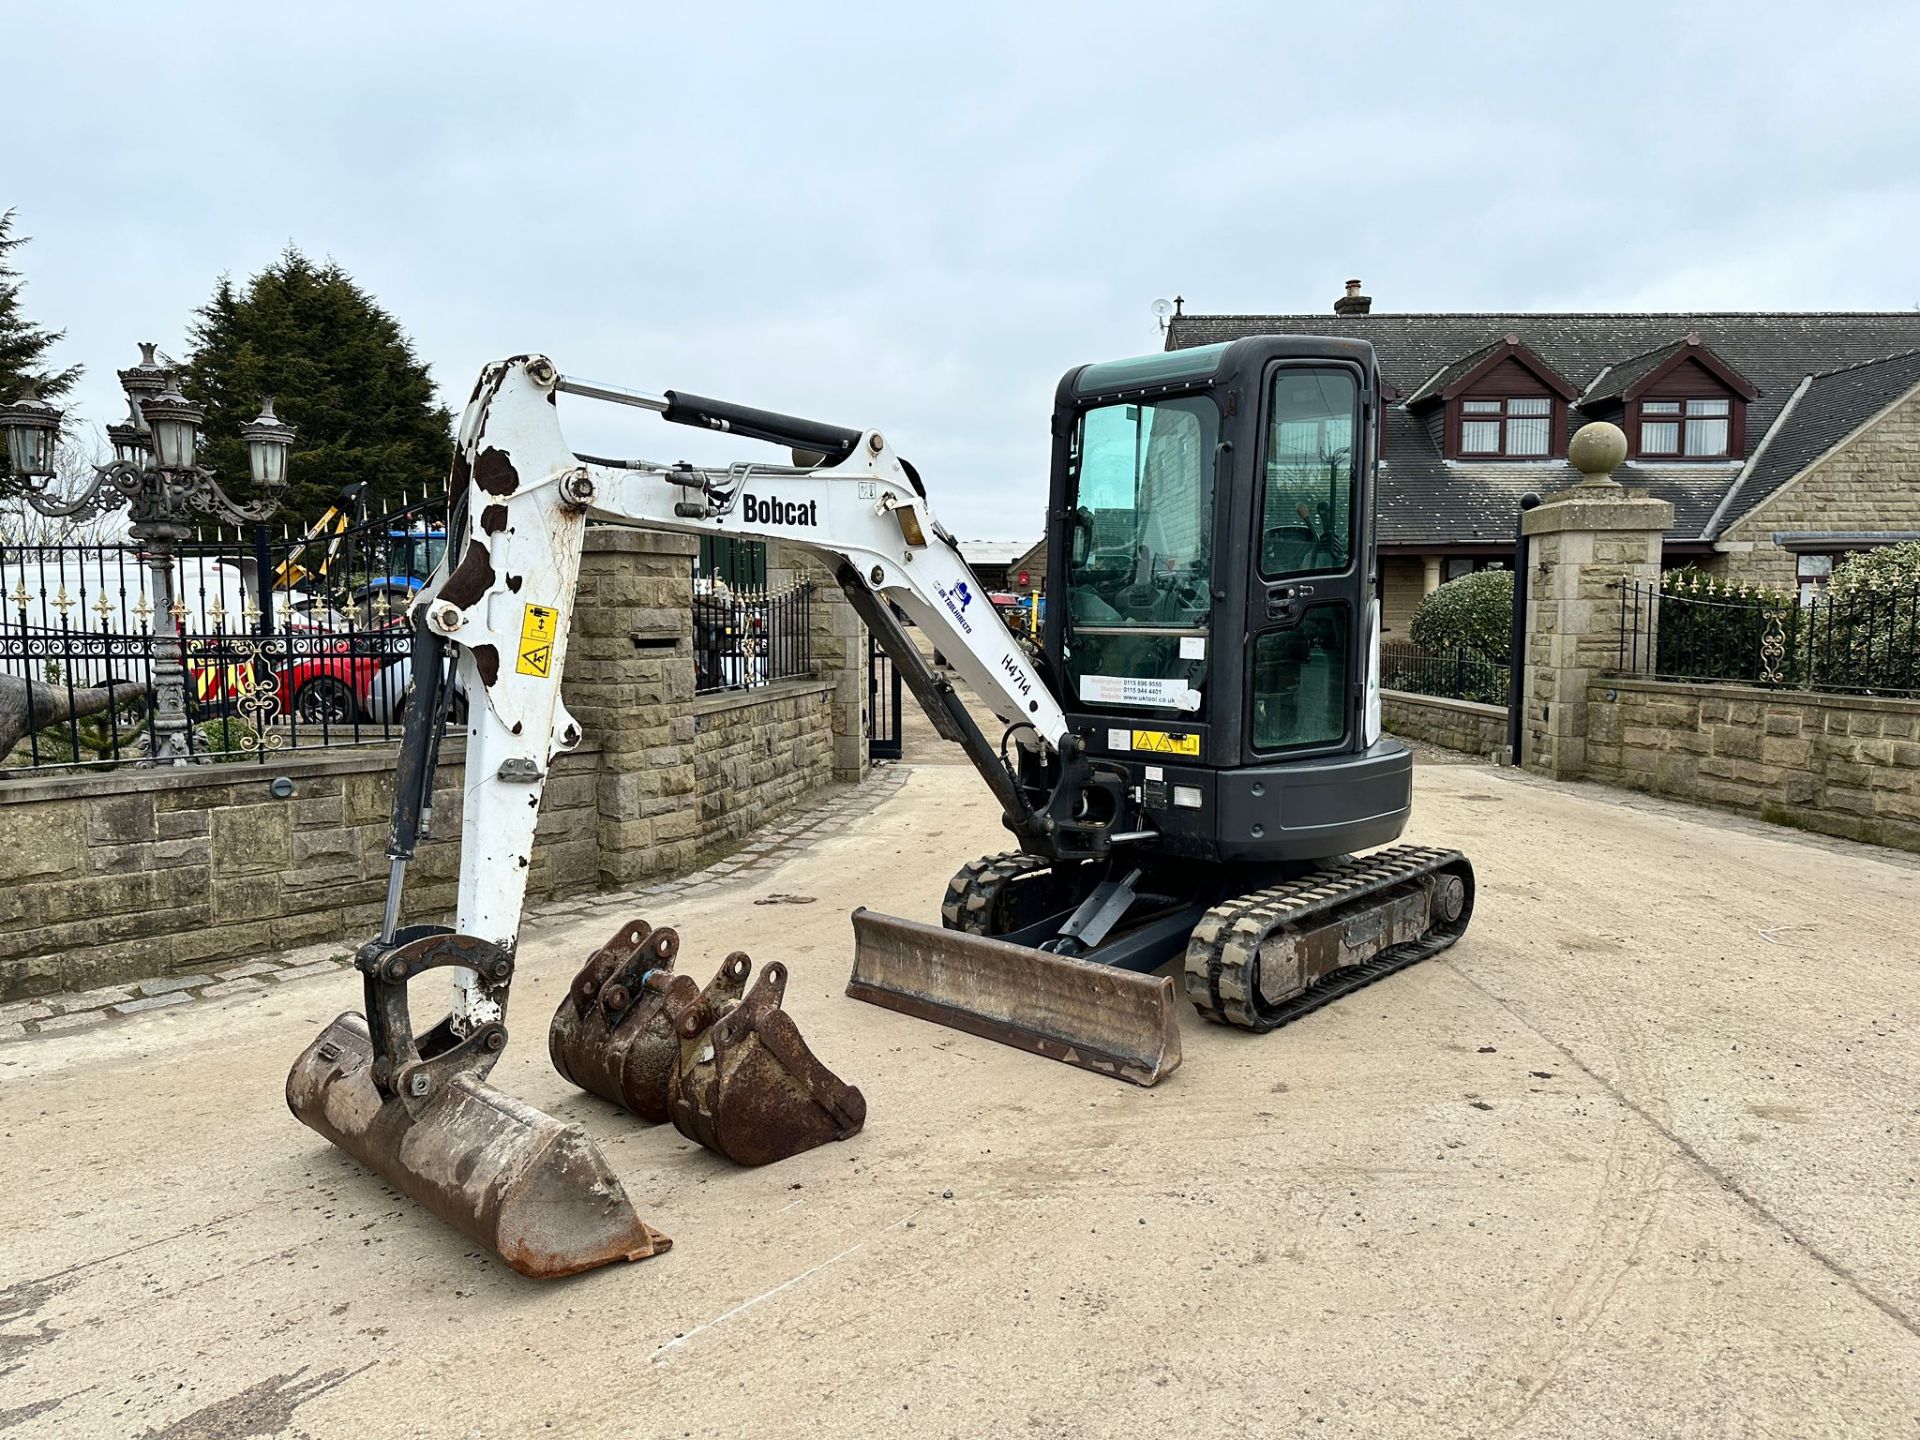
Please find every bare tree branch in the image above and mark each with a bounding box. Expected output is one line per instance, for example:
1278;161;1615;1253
0;673;142;758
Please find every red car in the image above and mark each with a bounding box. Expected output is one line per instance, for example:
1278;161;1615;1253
269;633;395;726
189;621;406;729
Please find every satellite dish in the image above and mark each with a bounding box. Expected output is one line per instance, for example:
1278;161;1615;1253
1150;298;1173;319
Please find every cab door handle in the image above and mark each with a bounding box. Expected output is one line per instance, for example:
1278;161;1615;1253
1265;594;1300;624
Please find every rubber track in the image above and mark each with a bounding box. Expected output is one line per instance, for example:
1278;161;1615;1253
940;851;1055;935
1182;845;1474;1033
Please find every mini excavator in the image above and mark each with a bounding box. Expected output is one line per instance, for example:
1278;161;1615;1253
288;338;1474;1277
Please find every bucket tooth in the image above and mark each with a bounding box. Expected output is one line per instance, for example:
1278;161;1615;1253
548;922;751;1124
288;1011;668;1279
846;908;1182;1087
665;959;867;1166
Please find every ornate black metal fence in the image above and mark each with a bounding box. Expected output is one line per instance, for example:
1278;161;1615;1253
0;496;449;771
691;571;814;695
1379;640;1511;707
1614;578;1920;696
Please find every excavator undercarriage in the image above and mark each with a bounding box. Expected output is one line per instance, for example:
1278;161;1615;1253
847;843;1473;1085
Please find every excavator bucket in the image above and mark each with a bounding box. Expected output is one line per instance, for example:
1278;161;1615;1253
846;908;1182;1087
547;920;864;1166
547;921;750;1124
287;929;669;1280
665;958;868;1165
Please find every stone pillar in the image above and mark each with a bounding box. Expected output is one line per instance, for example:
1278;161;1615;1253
768;543;869;782
1422;555;1443;595
1521;424;1672;780
564;528;702;884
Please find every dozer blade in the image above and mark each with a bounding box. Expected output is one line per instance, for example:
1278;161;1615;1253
846;908;1182;1087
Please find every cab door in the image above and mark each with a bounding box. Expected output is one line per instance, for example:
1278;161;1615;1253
1244;361;1374;763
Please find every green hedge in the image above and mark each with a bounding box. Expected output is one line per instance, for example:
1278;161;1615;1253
1813;544;1920;693
1408;570;1513;661
193;715;263;762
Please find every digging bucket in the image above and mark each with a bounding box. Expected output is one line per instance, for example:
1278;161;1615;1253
287;928;668;1279
548;920;750;1124
665;959;867;1166
845;908;1182;1087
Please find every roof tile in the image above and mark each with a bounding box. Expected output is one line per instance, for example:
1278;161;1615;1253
1168;311;1920;541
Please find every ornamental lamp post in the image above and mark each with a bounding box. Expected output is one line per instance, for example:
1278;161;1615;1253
0;341;295;763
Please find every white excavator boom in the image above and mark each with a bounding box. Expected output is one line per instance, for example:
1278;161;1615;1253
413;355;1068;1023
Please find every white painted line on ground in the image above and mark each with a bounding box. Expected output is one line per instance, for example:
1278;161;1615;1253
649;1211;919;1363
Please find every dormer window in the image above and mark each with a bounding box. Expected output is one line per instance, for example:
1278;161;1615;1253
1460;397;1552;456
1580;335;1756;462
1638;397;1730;457
1404;334;1577;462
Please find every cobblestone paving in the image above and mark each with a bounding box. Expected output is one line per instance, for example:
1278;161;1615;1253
0;764;908;1044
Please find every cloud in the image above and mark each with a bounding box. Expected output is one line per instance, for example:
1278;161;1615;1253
10;0;1919;540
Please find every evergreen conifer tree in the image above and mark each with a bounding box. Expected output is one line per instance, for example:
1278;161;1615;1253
184;248;452;522
0;210;80;492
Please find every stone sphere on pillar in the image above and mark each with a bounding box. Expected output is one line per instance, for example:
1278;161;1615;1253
1568;421;1628;483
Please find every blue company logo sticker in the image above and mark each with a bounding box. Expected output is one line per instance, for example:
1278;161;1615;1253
935;581;974;634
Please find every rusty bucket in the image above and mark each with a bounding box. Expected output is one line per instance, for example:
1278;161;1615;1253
547;921;750;1124
287;928;669;1279
665;959;868;1166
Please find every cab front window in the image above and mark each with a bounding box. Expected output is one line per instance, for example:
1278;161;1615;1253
1063;394;1217;713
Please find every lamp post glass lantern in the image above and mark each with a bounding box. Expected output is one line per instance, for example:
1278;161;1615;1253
0;384;61;478
241;397;294;489
140;384;205;473
107;404;149;465
1;341;294;763
116;341;170;439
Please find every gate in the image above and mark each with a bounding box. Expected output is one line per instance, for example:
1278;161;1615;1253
867;628;902;760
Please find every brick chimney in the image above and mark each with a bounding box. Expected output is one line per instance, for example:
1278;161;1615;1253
1333;279;1372;316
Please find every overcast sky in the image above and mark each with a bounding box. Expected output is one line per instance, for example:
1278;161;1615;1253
10;1;1920;541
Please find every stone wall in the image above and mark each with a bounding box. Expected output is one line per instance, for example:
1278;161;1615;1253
693;679;835;848
0;745;599;999
1381;689;1508;757
1585;678;1920;852
568;529;704;886
769;544;869;781
0;526;847;1001
1714;380;1920;591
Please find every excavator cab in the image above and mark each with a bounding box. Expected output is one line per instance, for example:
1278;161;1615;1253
1040;335;1410;863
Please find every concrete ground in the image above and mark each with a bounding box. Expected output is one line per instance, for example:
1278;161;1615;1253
3;711;1919;1438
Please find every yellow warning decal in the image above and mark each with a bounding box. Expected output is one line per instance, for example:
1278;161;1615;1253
516;604;559;677
1130;729;1199;757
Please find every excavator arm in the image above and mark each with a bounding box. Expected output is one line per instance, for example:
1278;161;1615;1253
395;354;1126;1026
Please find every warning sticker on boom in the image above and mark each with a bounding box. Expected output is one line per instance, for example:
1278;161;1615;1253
516;604;558;677
1130;729;1199;757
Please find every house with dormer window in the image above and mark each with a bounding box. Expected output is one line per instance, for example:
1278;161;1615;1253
1167;287;1920;627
